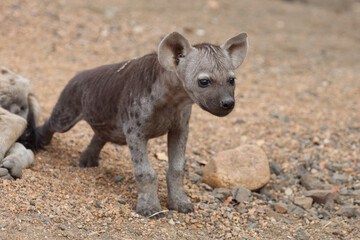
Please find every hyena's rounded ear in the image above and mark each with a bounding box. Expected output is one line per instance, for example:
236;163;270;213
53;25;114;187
158;32;194;71
28;94;41;126
221;33;248;69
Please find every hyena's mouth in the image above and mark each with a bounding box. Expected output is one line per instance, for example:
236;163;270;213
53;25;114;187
198;103;233;117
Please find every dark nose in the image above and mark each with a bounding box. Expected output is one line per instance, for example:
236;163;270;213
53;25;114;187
220;98;235;110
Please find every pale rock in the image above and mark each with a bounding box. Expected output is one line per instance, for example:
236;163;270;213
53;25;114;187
294;197;313;209
168;219;175;225
0;107;27;160
336;205;360;218
285;188;293;196
202;145;270;190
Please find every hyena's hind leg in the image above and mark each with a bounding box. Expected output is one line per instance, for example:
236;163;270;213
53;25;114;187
37;105;83;147
79;134;106;168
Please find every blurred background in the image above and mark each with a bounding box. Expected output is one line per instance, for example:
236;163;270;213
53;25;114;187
0;0;359;239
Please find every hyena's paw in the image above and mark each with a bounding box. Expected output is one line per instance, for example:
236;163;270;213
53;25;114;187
167;197;194;213
79;150;99;168
0;167;14;180
1;156;23;179
136;194;164;219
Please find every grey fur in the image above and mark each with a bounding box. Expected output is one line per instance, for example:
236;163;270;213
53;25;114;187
37;32;248;217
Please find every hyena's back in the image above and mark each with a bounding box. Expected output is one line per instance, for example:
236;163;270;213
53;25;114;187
48;54;162;142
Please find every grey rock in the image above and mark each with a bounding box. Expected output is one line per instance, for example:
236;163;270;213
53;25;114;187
353;183;360;190
95;200;102;208
199;203;207;210
259;187;273;199
0;168;9;177
211;188;231;202
202;212;210;217
114;175;125;183
295;228;311;240
246;222;258;230
337;205;360;218
203;184;213;191
330;173;349;184
300;173;325;190
304;189;339;204
270;112;279;118
324;200;335;211
235;119;245;124
252;192;266;200
235;204;247;214
269;161;282;175
317;209;330;219
339;187;348;195
325;163;342;172
191;174;202;185
231;187;251;203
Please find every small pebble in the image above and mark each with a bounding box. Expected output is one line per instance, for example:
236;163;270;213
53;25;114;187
114;175;125;183
168;219;175;225
274;202;288;214
95;200;102;208
285;188;293;196
203;184;213;191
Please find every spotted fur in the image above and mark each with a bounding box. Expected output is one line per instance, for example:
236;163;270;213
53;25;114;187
37;32;248;217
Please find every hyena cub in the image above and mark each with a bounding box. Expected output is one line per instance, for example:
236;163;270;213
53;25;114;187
37;32;248;217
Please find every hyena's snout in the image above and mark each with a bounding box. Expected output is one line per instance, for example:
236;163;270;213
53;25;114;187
220;96;235;110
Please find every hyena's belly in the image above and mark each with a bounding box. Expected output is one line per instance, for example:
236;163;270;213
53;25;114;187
89;123;127;145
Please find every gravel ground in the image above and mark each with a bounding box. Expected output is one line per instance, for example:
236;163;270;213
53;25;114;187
0;0;359;239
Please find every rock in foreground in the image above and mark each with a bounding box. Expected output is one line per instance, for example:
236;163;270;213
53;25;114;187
202;144;270;190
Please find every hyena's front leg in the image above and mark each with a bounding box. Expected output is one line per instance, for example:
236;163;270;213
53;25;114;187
126;134;162;217
166;108;194;213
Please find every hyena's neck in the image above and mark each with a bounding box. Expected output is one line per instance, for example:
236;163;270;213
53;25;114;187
150;57;193;109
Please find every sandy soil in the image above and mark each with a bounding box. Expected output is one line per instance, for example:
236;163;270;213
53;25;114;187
0;0;359;239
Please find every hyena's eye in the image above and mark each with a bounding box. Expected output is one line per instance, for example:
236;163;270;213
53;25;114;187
229;77;235;86
198;79;211;88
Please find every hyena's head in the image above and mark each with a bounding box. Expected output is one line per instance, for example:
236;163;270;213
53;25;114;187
158;32;248;117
